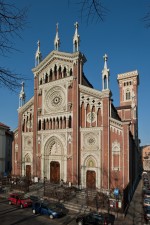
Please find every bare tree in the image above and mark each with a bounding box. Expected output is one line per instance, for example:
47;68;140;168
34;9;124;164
0;0;28;91
72;0;150;29
142;5;150;28
69;0;108;24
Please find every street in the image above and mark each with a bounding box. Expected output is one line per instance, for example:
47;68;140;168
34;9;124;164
0;198;78;225
0;178;150;225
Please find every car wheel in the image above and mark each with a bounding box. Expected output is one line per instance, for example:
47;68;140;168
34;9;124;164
20;204;23;209
32;209;36;214
49;214;54;219
78;221;83;225
9;201;12;205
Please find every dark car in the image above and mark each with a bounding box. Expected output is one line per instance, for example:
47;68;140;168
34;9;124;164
144;190;150;198
8;193;32;208
144;208;150;221
144;205;150;213
32;201;68;219
76;212;115;225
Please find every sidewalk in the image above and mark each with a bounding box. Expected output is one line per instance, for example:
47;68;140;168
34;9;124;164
114;179;146;225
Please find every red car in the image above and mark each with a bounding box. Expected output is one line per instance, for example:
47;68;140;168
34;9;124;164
8;193;32;208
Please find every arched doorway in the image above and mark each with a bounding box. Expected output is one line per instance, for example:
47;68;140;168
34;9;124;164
26;165;31;179
50;161;60;183
86;170;96;189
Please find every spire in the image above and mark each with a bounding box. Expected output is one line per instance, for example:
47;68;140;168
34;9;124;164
35;40;42;67
19;82;26;108
73;22;80;52
102;54;110;90
54;23;60;51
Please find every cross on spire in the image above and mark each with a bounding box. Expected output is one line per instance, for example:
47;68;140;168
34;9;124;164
35;40;42;66
102;54;110;90
73;22;80;52
19;82;26;108
54;22;60;51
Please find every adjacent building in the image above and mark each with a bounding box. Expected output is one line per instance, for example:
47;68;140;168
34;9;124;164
12;23;140;207
0;122;12;176
142;145;150;171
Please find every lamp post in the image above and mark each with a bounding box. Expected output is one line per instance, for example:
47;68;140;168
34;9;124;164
44;176;47;196
114;169;119;218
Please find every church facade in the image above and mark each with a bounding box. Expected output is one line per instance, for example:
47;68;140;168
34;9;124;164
12;23;140;200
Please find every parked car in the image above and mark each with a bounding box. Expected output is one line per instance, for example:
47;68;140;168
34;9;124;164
30;195;40;202
144;208;150;222
143;198;150;207
8;193;32;208
143;171;148;175
32;201;68;219
76;212;115;225
144;190;150;198
144;205;150;213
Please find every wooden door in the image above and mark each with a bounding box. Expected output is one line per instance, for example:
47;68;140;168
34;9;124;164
50;161;60;183
26;165;31;178
86;170;96;189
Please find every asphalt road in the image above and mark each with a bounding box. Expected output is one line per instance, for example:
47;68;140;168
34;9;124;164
0;198;79;225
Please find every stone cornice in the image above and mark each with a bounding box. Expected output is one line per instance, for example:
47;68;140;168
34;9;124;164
117;70;139;81
32;50;87;76
80;127;103;132
18;97;34;114
110;117;123;128
79;84;111;98
38;128;72;134
40;76;73;89
79;84;103;98
38;112;73;120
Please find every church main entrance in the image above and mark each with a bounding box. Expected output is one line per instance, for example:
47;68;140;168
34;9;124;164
86;170;96;189
50;161;60;183
26;165;31;179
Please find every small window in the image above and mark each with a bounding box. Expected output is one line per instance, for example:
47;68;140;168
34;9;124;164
126;89;131;100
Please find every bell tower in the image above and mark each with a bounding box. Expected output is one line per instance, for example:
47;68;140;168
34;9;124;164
117;70;139;108
117;70;139;143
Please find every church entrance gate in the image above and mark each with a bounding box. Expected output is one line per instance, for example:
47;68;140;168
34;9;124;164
86;170;96;189
26;165;31;179
50;161;60;183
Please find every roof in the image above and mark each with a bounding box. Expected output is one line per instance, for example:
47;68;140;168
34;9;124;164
116;105;131;110
0;122;10;130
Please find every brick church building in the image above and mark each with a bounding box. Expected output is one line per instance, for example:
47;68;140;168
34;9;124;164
12;23;140;202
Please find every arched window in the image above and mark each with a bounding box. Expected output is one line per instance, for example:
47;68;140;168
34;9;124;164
45;73;48;83
38;120;41;130
43;119;46;130
70;69;72;76
112;141;120;170
126;89;131;100
104;75;107;89
49;69;53;81
54;65;57;80
39;78;42;85
63;67;67;77
68;116;72;128
59;66;62;78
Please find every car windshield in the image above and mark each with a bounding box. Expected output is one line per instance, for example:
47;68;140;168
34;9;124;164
47;203;58;210
145;199;150;203
19;195;29;200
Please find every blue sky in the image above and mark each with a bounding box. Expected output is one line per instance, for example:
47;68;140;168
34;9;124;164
0;0;150;146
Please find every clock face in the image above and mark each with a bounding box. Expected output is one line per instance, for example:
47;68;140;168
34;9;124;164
45;86;65;112
87;112;96;123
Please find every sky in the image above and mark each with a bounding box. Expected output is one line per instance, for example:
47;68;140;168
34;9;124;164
0;0;150;146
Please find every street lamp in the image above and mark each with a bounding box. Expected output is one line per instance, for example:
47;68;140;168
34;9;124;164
44;176;47;196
